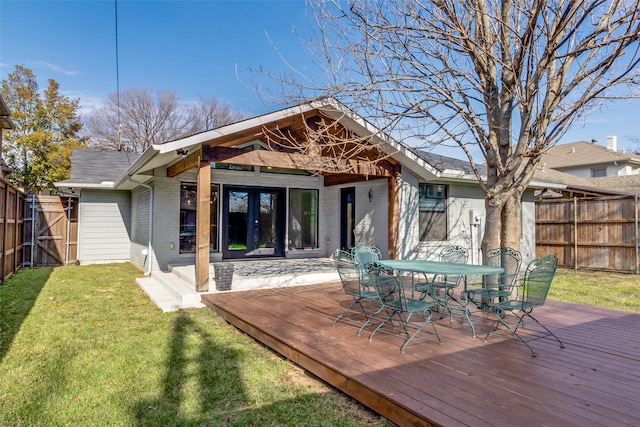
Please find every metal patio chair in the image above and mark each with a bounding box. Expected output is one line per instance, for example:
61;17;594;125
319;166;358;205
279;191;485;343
332;250;381;335
367;262;442;353
466;247;522;313
417;245;469;320
351;244;382;287
351;245;382;268
483;254;564;357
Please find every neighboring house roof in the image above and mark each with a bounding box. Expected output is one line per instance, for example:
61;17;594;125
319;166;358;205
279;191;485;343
533;166;631;197
541;140;640;170
590;174;640;195
56;149;140;189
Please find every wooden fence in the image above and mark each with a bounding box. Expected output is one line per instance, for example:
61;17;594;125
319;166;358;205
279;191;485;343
536;195;640;273
0;178;24;283
23;195;78;267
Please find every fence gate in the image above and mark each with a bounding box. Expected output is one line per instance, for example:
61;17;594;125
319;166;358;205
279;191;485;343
24;195;78;266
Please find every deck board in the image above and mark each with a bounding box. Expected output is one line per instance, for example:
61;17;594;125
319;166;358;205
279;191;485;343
202;282;640;427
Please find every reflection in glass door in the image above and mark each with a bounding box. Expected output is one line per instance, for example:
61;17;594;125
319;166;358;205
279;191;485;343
223;186;285;258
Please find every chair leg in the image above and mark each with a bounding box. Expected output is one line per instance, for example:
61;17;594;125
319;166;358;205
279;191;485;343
484;309;564;357
356;302;385;336
332;297;362;327
516;312;565;350
368;310;396;342
483;309;537;357
400;310;441;354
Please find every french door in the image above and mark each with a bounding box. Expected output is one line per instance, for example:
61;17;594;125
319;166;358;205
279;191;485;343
222;186;285;259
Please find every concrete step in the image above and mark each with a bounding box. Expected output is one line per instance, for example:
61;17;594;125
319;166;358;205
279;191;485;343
136;273;204;312
153;271;202;305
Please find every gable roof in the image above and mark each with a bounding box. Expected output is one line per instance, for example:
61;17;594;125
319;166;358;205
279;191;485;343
541;140;640;170
56;149;140;189
415;150;488;176
55;98;559;192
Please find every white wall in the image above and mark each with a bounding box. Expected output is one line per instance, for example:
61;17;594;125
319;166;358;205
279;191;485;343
79;165;538;271
324;179;389;257
394;170;537;267
77;190;131;264
149;167;330;270
396;170;487;262
130;187;151;270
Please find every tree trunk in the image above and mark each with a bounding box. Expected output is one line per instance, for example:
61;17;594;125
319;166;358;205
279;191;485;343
481;194;503;258
501;193;522;251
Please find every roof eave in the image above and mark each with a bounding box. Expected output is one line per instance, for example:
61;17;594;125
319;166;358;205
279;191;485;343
54;181;116;190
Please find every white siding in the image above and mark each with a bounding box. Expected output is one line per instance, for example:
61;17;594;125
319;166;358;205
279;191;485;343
78;190;131;264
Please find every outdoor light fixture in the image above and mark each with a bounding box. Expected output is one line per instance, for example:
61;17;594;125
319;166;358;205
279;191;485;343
176;149;188;158
368;188;373;202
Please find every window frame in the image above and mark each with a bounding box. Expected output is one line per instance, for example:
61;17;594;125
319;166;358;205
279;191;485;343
288;188;319;250
179;182;220;254
418;183;449;242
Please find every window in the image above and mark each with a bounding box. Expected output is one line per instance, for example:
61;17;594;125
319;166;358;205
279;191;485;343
179;183;219;253
288;189;318;249
591;167;607;178
419;183;448;241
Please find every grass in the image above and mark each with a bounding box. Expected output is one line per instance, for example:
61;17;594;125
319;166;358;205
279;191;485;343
0;263;391;427
550;268;640;313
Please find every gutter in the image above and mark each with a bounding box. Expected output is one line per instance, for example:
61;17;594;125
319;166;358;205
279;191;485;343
127;176;154;276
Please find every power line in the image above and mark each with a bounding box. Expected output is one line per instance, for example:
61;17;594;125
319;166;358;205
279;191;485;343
115;0;122;151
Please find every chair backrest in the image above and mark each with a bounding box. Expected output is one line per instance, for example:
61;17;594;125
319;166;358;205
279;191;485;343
483;247;522;292
521;254;558;307
333;250;361;297
366;263;402;308
438;245;469;285
352;245;382;266
440;245;469;263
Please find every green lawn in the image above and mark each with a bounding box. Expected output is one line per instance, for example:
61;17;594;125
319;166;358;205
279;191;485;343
550;268;640;313
0;264;390;426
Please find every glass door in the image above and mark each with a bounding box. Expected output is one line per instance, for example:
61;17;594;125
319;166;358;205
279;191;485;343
223;186;285;259
340;187;356;250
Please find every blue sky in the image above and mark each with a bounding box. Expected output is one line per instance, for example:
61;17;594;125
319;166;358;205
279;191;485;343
1;0;639;157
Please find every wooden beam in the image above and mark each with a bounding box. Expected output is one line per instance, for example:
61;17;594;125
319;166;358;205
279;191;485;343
323;174;385;187
167;149;202;178
210;146;395;177
387;166;401;259
195;147;210;292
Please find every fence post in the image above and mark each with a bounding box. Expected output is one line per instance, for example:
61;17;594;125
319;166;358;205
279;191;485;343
573;197;578;270
633;193;640;274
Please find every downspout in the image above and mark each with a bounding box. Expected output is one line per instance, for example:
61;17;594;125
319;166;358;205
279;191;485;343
65;197;71;265
127;176;154;276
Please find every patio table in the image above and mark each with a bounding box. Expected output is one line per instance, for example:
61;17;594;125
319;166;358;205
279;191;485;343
376;259;504;338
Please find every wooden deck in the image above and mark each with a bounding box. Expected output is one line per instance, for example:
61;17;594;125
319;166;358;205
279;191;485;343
202;282;640;427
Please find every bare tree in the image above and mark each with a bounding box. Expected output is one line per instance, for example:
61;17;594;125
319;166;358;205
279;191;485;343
86;87;244;153
258;0;640;254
